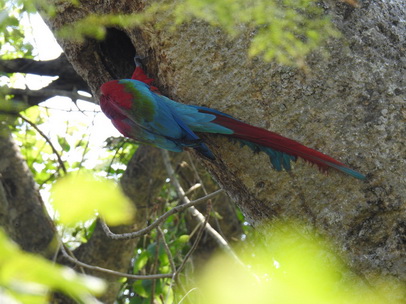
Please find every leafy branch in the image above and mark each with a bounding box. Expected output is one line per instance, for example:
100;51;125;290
18;113;67;174
55;0;342;66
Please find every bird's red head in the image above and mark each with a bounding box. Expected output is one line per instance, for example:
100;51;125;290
100;80;134;119
99;80;135;137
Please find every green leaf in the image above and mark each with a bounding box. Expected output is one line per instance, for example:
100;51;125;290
22;106;44;124
177;234;190;244
0;98;29;114
51;172;135;227
57;136;71;152
85;219;97;240
133;251;150;273
132;280;150;298
158;247;169;266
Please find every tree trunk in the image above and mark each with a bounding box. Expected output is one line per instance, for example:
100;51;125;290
0;126;57;255
42;0;405;300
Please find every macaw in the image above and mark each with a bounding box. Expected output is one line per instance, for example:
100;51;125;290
100;59;365;180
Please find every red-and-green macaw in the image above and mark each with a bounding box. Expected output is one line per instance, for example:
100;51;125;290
100;59;365;180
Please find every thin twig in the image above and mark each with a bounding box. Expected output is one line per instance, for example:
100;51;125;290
106;140;126;176
161;150;187;200
184;183;201;196
157;226;177;304
157;227;176;273
161;150;244;265
60;245;172;280
100;189;223;240
76;130;91;169
150;231;161;304
168;183;201;204
59;238;87;275
186;152;208;194
187;152;228;241
188;205;236;253
178;288;199;304
165;210;211;303
18;113;67;174
174;214;209;279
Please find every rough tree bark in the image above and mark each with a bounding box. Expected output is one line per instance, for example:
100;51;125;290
0;126;57;256
37;0;405;301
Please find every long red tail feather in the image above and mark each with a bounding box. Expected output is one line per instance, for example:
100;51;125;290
211;114;365;179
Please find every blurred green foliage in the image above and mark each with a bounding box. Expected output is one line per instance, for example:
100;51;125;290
51;172;135;226
167;0;339;65
0;0;33;58
0;229;105;303
189;221;404;304
57;14;143;42
55;0;340;66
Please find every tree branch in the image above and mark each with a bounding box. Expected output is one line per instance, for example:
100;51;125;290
4;87;94;104
157;227;176;274
0;127;56;256
60;245;173;280
18;114;67;175
0;54;89;92
100;189;223;240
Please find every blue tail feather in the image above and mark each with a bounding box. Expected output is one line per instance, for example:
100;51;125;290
322;161;366;180
239;140;297;171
